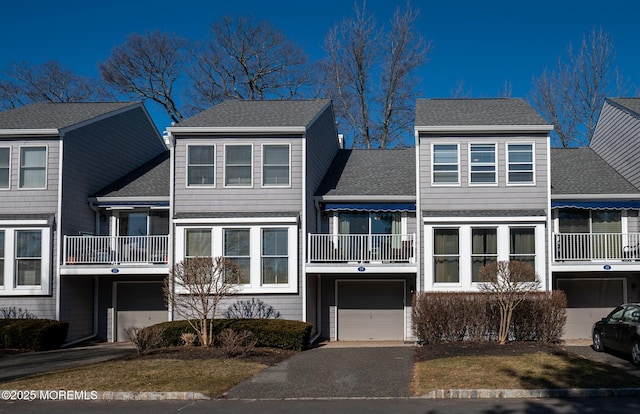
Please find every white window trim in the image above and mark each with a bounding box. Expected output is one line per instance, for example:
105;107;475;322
0;146;10;190
505;142;536;186
431;143;460;186
18;145;48;190
186;144;216;188
468;142;498;186
424;223;546;291
0;227;51;296
223;227;252;286
224;143;254;188
175;223;297;294
431;226;463;287
261;143;291;188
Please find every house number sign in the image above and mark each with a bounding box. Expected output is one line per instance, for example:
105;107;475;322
357;266;366;272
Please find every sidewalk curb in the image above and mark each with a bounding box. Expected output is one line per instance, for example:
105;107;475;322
419;387;640;399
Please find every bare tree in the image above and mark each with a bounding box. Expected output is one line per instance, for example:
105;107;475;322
164;257;238;347
99;30;187;123
528;27;626;147
478;261;540;345
185;16;316;113
322;1;430;148
450;79;472;98
0;60;113;110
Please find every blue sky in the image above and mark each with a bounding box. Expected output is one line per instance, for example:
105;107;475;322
2;0;640;131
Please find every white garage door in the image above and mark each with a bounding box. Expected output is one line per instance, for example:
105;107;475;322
116;282;167;342
337;280;405;341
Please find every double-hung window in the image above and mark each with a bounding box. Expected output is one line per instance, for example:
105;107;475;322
433;228;459;283
19;146;47;189
471;228;497;282
510;227;536;279
263;144;290;186
225;145;252;186
224;229;251;284
262;228;288;284
15;230;42;286
187;145;215;186
0;148;9;189
432;144;459;184
185;228;211;258
507;143;534;184
470;144;496;184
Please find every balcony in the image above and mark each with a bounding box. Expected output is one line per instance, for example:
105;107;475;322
307;234;415;264
553;232;640;262
63;235;169;266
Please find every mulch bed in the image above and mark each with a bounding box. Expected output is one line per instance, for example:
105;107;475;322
414;341;571;362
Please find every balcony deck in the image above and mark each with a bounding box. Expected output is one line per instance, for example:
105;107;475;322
62;235;169;275
307;234;416;273
552;232;640;271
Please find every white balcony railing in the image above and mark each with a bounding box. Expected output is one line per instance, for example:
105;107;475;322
553;232;640;262
63;235;169;265
308;233;415;263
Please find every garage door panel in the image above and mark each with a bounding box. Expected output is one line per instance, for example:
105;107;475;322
337;280;405;341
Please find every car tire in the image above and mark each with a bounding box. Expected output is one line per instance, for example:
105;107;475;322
593;331;604;352
631;340;640;365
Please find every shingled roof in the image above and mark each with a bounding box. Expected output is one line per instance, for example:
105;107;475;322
0;102;137;131
607;98;640;117
551;148;640;195
415;98;550;128
92;152;170;199
316;148;415;198
174;99;332;129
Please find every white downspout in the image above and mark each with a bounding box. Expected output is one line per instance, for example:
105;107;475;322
55;134;64;321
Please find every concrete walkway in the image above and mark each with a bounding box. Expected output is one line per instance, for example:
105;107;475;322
0;342;136;382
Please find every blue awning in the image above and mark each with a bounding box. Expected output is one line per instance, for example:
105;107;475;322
324;203;415;212
552;200;640;210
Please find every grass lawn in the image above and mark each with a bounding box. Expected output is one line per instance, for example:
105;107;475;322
413;353;640;395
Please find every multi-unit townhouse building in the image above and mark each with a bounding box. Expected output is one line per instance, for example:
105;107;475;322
2;96;639;344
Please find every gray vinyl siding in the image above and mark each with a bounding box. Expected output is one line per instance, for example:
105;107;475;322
0;138;60;216
591;102;640;189
304;108;341;234
0;295;56;319
60;107;166;237
60;277;95;341
217;295;303;321
174;136;304;214
419;134;549;211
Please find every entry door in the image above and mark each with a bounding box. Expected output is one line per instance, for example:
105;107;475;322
337;280;405;340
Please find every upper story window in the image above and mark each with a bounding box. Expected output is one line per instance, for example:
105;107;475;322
19;146;47;189
507;143;534;184
432;144;459;184
0;148;9;189
187;145;215;187
224;228;251;284
262;144;290;187
469;144;496;184
225;145;252;187
185;228;211;258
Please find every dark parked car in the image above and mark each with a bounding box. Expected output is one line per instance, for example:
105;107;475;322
592;303;640;365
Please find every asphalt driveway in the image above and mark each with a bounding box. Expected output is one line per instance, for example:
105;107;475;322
224;345;416;399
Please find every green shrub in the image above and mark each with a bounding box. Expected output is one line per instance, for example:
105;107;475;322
148;319;312;351
0;319;68;351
